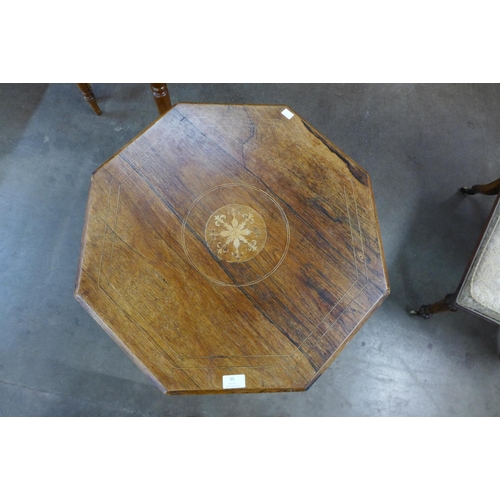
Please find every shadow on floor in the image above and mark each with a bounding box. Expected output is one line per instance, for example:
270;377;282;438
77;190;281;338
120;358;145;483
0;84;49;162
393;181;498;349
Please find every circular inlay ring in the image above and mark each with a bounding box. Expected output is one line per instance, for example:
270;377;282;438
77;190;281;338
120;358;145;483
181;183;290;287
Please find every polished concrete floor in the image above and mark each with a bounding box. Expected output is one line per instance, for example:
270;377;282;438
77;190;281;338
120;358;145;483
1;83;500;416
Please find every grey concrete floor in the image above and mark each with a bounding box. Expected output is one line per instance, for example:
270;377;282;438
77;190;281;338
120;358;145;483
1;83;500;416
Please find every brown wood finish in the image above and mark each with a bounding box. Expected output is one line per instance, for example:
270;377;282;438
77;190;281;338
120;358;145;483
150;83;172;115
409;293;458;319
75;103;390;394
460;177;500;196
76;84;171;116
77;83;102;115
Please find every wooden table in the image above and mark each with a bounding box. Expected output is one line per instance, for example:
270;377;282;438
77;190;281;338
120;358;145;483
75;103;389;394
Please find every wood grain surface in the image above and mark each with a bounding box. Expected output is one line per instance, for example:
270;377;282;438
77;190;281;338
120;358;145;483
75;103;389;394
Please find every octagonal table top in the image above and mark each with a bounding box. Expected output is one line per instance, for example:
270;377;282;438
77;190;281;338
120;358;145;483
75;103;389;394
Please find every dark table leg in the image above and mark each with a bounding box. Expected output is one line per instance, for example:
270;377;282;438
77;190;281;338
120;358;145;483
410;292;458;319
150;84;172;115
460;177;500;196
76;83;102;115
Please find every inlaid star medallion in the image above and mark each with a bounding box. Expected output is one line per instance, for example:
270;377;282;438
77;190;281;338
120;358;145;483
205;204;267;263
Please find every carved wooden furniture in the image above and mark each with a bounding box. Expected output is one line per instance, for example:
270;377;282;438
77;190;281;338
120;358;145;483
76;83;171;116
75;103;389;394
149;84;172;115
77;84;102;115
411;177;500;327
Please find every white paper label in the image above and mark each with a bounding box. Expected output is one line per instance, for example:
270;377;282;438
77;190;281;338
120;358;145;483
222;374;246;389
281;108;294;119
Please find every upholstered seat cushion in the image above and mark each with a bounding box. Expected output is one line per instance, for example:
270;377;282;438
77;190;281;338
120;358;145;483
457;198;500;324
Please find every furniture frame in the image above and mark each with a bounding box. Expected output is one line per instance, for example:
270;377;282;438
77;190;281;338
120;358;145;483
74;103;390;394
76;83;172;116
411;176;500;321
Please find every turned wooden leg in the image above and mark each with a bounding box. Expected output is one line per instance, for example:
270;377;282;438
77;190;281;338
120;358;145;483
410;293;458;319
76;83;102;115
150;83;172;115
460;177;500;196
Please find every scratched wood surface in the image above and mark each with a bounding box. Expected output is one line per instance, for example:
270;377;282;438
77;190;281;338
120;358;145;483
75;103;390;394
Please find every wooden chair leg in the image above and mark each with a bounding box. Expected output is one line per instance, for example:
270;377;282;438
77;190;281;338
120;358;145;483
76;83;102;115
460;177;500;196
410;293;458;319
150;84;172;115
413;178;500;321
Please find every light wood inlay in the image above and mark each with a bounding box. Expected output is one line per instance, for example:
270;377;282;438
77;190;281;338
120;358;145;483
205;204;267;263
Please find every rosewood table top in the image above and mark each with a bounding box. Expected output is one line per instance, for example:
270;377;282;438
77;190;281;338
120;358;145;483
75;103;389;394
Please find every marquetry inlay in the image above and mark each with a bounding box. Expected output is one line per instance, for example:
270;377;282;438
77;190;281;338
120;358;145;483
205;204;267;263
181;183;290;287
75;103;389;395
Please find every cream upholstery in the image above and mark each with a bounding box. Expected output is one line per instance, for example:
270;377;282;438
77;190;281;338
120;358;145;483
456;199;500;324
